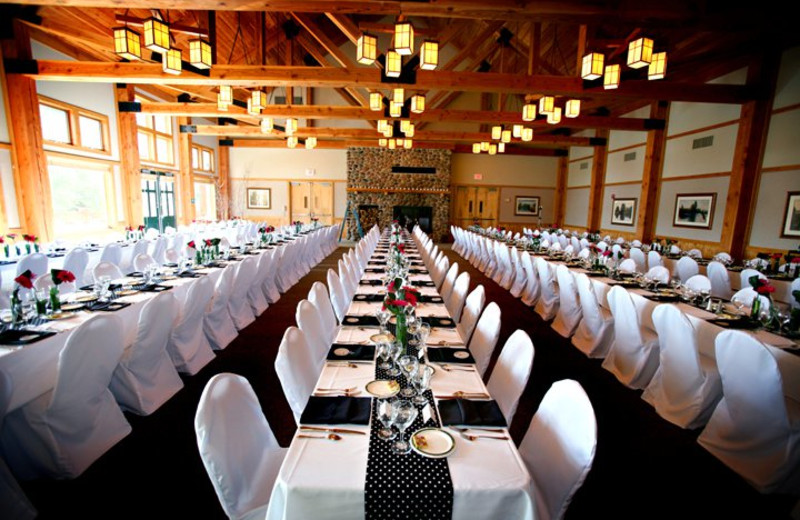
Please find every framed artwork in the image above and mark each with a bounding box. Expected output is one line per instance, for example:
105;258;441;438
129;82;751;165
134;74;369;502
610;198;637;226
673;193;716;229
514;196;540;216
781;191;800;238
247;188;272;209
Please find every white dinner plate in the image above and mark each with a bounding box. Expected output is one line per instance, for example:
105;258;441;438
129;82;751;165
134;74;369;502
370;333;395;344
453;351;470;359
365;380;400;399
411;428;456;458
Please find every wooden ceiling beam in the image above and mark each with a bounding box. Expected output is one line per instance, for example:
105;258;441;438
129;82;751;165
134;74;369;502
229;138;564;155
324;13;361;44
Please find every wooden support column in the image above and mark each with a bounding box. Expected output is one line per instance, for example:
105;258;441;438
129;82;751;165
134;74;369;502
636;100;670;242
115;84;144;226
719;52;780;259
586;129;609;231
177;116;195;225
554;155;568;227
1;21;53;240
217;144;230;220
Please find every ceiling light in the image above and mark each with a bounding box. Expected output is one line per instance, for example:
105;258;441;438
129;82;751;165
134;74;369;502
498;142;506;153
162;48;182;75
218;85;233;106
305;137;317;149
521;128;533;142
189;39;212;70
260;118;273;133
420;40;439;70
512;124;523;139
410;94;425;114
285;118;298;136
488;144;497;155
501;130;511;143
357;33;377;65
565;99;581;118
405;124;415;138
480;141;489;151
627;37;654;69
604;64;621;89
370;92;383;111
491;126;502;140
379;138;388;147
393;88;405;105
400;120;411;133
388;139;397;149
403;139;412;149
538;96;555;114
389;102;402;118
251;90;267;110
386;50;402;78
113;27;142;61
143;17;170;54
287;136;298;148
394;21;414;56
473;143;481;154
648;52;667;80
547;106;562;124
522;104;537;121
581;52;604;80
247;98;260;116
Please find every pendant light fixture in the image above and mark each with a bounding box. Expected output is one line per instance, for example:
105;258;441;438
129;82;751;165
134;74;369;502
410;94;426;114
218;85;233;109
603;64;621;89
113;25;142;61
627;37;654;69
386;50;402;78
162;48;182;75
472;143;481;154
565;99;581;118
370;92;383;111
491;126;503;140
357;33;377;65
189;38;212;70
287;136;298;148
260;118;273;133
581;52;604;80
285;118;298;136
305;137;317;149
394;21;414;56
648;52;667;80
420;40;439;70
143;17;170;54
538;96;555;114
522;104;537;122
547;106;562;125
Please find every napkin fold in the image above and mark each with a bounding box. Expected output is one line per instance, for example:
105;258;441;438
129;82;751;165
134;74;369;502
417;295;444;304
365;268;385;274
409;269;428;274
706;318;760;330
0;329;56;346
416;281;436;288
86;301;132;312
327;344;376;361
342;315;381;327
437;399;507;427
300;396;372;425
427;348;475;364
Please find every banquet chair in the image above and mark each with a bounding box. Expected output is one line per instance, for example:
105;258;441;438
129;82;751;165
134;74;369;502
168;275;216;374
714;252;733;264
308;281;339;346
99;242;123;266
228;257;258;330
262;249;282;304
510;247;527;298
602;286;660;389
520;252;540;307
296;299;328;373
62;247;89;287
577;248;591;261
684;274;712;293
133;253;158;272
15;253;48;278
33;273;76;295
433;254;450;289
468;302;502;378
792;278;800;310
552;265;582;338
670;245;681;255
596;241;608;252
338;258;357;302
731;287;772;312
486;329;535;425
519;380;597;520
440;263;460;304
326;269;349;324
534;257;559;321
498;245;515;290
697;331;800;493
618;258;637;273
647;250;663;270
645;266;671;284
707;261;733;299
152;236;168;265
1;315;131;479
457;285;486;346
0;369;38;519
204;266;239;350
642;304;721;429
275;327;319;424
572;273;614;358
92;261;124;282
629;248;646;272
164;248;181;265
110;292;184;415
676;256;700;283
447;271;471;322
123;240;150;273
687;248;703;259
195;373;287;520
247;252;271;316
739;268;766;289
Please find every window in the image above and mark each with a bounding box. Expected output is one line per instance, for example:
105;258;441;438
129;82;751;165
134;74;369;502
38;96;111;154
191;144;215;174
135;95;175;166
47;156;115;237
194;181;217;221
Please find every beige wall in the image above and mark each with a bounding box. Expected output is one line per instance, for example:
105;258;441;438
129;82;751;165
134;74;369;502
565;188;590;228
450;153;558;187
498;186;556;224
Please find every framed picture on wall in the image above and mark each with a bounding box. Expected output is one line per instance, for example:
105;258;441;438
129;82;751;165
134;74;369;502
673;193;716;229
247;188;272;209
514;196;540;216
610;198;637;226
781;191;800;238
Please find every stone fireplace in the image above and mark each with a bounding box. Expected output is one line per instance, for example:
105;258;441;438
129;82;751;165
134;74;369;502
346;148;451;241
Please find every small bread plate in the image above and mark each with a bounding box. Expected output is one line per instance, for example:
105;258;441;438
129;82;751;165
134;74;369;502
437;318;454;326
344;317;360;325
370;333;395;344
333;347;353;357
116;289;139;297
365;380;401;399
453;350;471;360
411;428;456;458
45;311;76;321
73;293;99;303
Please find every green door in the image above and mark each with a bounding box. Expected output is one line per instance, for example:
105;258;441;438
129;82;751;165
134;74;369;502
141;170;176;232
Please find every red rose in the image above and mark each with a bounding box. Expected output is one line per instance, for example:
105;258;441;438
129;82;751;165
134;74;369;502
772;253;783;260
138;225;145;231
7;234;16;240
14;269;35;289
792;257;800;264
187;241;196;249
404;291;418;306
0;237;4;244
204;239;213;247
52;269;76;285
756;284;775;295
387;280;396;293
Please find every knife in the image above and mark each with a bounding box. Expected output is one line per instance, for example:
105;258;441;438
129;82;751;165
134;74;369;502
299;426;367;435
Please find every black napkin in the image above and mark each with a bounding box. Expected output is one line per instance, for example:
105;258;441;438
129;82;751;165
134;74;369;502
178;271;201;278
707;318;760;330
643;294;680;302
0;260;15;266
86;301;132;312
46;253;65;258
359;279;383;286
353;293;385;303
300;396;372;425
427;348;475;364
437;399;507;427
581;270;608;277
128;271;144;278
163;263;178;268
424;317;456;328
417;281;436;287
365;268;385;274
609;281;641;289
342;315;380;327
326;344;375;361
409;268;428;274
80;283;122;292
135;284;172;293
0;329;56;346
368;260;387;266
418;295;444;304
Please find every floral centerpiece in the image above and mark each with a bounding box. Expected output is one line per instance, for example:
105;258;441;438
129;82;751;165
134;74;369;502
311;217;320;229
259;225;275;244
749;275;778;328
49;269;75;312
293;220;303;234
11;270;36;324
21;234;39;254
383;277;419;350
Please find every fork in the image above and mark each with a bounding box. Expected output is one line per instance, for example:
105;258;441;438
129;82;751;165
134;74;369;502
449;426;506;434
459;432;510;441
436;364;476;373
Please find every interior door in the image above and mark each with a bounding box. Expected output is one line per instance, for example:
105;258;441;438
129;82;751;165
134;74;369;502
312;182;334;225
290;181;311;223
141;171;176;232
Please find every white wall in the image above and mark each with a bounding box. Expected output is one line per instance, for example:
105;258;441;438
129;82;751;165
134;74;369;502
0;150;19;228
565;188;590;228
0;69;8;144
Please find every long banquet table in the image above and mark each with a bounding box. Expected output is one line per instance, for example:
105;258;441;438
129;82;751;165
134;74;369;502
266;236;535;520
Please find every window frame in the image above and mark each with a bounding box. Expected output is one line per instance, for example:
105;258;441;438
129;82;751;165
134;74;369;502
135;94;176;167
38;95;112;156
191;143;216;175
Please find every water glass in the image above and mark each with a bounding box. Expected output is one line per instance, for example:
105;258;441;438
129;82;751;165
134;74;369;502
35;290;48;316
412;365;434;406
391;400;418;455
376;341;392;370
398;355;419;398
386;342;402;377
376;399;397;440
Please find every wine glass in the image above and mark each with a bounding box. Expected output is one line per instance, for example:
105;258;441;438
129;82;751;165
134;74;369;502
386;342;402;377
391;400;418;455
417;323;432;359
398;355;419;398
376;309;391;333
412;365;434;406
376;341;392;370
407;316;420;346
376;399;397;440
98;275;111;301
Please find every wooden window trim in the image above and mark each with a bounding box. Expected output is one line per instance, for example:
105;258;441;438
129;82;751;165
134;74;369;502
191;143;216;174
135;94;175;167
38;95;112;156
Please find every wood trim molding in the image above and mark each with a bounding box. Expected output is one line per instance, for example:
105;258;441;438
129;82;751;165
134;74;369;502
604;180;642;186
607;142;646;154
636;101;669;243
230;176;346;183
568;155;593;164
0;142;12;150
554;156;567;227
665;119;740;141
660;171;731;182
347;187;450;194
450;182;556;190
566;184;591;189
761;164;800;173
771;102;800;116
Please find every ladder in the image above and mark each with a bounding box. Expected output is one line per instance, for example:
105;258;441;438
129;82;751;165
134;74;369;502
339;200;364;242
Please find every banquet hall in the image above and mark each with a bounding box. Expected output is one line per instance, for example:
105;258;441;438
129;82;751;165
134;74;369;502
0;1;799;519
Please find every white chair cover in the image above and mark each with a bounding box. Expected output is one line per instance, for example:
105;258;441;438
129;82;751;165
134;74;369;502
642;305;721;429
520;252;540;307
167;275;216;375
228;257;258;330
0;370;37;519
204;266;239;350
571;273;614;358
687;248;703;259
15;253;48;278
629;248;646;272
486;330;535;425
676;256;700;283
33;273;76;295
534;258;559;321
274;327;318;425
92;261;123;282
739;268;766;289
440;263;459;304
697;331;800;493
647;250;663;269
62;248;89;287
468;302;502;378
510;247;527;298
519;380;596;520
731;287;772;312
110;292;184;415
308;281;339;346
326;269;349;324
684;274;712;293
133;253;158;272
457;285;485;346
552;265;582;338
447;271;470;322
670;244;681;255
195;373;287;520
262;249;282;304
618;258;637;273
707;261;732;299
601;286;660;389
248;252;271;316
296;299;328;373
632;240;642;248
1;315;131;479
152;236;168;265
164;248;181;264
645;266;670;284
99;243;123;266
123;240;150;273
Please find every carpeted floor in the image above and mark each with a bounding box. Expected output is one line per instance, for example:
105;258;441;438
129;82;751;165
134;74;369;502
17;244;797;519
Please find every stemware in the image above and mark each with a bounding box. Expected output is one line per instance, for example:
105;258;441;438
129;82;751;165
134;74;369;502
97;275;111;301
386;342;402;377
376;341;392;370
398;355;419;398
411;365;434;406
376;309;391;332
417;323;431;360
376;399;397;440
407;315;420;346
391;400;418;455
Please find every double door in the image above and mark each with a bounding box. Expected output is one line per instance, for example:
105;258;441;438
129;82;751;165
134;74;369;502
453;186;499;228
141;171;176;232
290;181;333;225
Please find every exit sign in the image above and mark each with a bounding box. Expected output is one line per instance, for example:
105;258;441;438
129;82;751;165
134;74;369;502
473;173;483;180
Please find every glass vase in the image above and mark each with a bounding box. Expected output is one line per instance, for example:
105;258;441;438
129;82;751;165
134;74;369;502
49;286;61;313
394;313;407;354
750;295;761;321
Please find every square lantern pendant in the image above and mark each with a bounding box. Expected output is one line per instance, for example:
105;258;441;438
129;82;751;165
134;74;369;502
113;27;142;61
604;64;621;89
379;138;388;147
472;143;481;154
261;118;273;133
162;48;182;75
189;39;212;70
627;37;654;69
247;98;260;116
396;138;405;147
410;94;425;114
394;21;414;56
404;124;415;138
491;126;502;140
400;120;411;134
285;118;298;136
305;137;317;149
521;127;533;142
501;130;512;143
389;102;402;118
370;92;383;111
547;106;562;125
420;40;439;70
287;136;298;148
522;104;537;122
377;119;388;133
581;52;604;80
512;124;523;139
143;17;170;54
218;85;233;106
386;50;402;78
251;90;267;110
383;126;393;138
217;97;228;111
403;139;412;149
388;139;397;150
393;88;405;105
648;52;667;80
498;142;506;153
480;141;489;152
488;144;497;155
538;96;555;114
565;99;581;118
357;33;377;65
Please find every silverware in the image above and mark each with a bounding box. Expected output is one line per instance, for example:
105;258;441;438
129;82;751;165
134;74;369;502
298;433;342;441
436;364;476;373
299;426;366;436
316;386;357;392
313;388;361;397
460;432;509;441
449;426;506;434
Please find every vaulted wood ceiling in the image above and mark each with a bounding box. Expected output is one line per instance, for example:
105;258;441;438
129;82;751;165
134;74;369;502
3;1;797;152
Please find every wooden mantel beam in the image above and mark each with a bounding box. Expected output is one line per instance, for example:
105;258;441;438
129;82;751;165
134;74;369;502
17;61;760;104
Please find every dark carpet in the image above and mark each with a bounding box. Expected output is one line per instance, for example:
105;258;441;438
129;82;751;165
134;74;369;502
17;245;797;519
